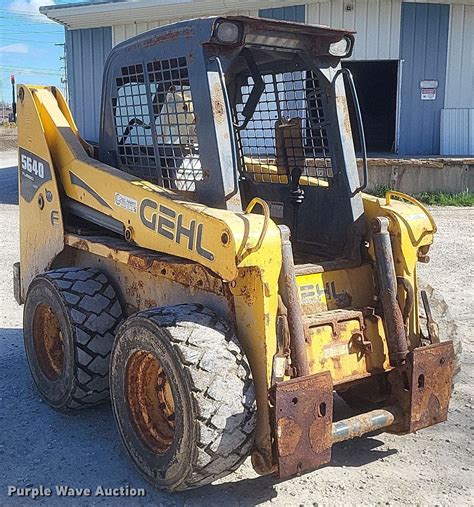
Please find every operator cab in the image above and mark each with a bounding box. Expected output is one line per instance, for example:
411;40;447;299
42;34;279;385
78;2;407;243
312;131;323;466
99;16;367;263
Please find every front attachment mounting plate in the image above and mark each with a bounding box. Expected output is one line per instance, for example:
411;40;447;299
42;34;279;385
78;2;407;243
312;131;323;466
271;371;333;479
389;341;454;433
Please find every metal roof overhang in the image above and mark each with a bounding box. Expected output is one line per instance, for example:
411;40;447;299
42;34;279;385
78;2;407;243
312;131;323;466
40;0;193;29
39;0;337;30
40;0;470;30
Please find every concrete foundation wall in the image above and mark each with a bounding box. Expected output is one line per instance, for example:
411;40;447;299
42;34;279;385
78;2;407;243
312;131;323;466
358;159;473;194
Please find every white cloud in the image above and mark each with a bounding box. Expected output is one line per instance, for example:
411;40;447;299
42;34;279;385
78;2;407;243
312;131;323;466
7;0;56;22
0;43;29;54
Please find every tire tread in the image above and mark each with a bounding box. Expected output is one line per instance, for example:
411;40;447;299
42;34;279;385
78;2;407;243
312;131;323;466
137;304;256;490
42;268;123;408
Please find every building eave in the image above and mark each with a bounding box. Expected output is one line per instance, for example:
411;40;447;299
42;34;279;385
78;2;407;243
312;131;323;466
40;0;191;29
40;0;474;30
40;0;297;29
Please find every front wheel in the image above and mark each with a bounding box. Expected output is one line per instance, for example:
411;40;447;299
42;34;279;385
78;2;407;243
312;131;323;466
110;304;256;491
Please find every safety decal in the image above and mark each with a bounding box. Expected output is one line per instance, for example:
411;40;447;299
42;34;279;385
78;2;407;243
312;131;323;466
115;193;138;213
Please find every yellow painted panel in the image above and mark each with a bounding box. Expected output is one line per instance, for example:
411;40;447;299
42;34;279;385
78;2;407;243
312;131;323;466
17;86;64;298
307;313;390;384
296;264;375;314
24;85;283;283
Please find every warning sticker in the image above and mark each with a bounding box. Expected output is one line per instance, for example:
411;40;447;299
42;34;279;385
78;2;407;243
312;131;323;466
421;88;437;100
324;342;349;359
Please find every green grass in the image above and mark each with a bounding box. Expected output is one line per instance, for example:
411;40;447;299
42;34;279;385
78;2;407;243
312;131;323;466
369;185;474;207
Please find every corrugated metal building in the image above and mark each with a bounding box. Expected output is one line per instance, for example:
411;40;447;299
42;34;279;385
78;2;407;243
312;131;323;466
42;0;474;156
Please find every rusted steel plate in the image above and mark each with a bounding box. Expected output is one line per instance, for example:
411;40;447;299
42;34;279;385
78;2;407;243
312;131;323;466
64;233;226;295
389;342;454;433
409;342;454;432
271;372;333;479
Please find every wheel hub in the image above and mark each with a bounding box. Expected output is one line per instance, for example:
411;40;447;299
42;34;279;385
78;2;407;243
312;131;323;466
126;350;176;454
33;303;64;381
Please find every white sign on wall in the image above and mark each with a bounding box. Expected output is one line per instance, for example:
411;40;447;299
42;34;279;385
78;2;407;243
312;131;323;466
421;88;437;100
419;79;438;101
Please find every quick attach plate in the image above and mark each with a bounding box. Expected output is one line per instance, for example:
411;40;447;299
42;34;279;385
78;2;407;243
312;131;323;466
270;371;333;479
389;341;454;433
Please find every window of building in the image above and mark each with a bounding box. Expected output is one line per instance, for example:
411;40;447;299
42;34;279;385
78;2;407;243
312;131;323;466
259;5;305;23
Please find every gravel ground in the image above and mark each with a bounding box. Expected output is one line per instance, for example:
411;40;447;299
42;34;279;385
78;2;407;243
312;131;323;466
0;149;473;506
0;127;18;152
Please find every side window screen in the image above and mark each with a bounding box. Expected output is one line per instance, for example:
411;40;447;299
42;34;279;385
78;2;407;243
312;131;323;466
235;70;334;186
148;57;202;192
113;64;156;181
112;58;202;191
115;83;152;146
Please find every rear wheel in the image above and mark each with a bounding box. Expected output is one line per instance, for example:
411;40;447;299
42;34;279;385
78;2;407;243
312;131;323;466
110;304;256;491
23;268;123;410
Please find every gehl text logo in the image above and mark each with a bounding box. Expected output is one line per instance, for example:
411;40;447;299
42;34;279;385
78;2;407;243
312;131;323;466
300;281;344;302
140;199;214;261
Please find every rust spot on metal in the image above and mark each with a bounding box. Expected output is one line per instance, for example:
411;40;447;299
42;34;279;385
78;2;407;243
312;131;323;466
127;253;153;271
372;217;408;365
69;238;90;252
306;309;364;343
277;417;302;457
331;407;398;444
143;298;157;308
229;266;260;306
65;233;226;295
349;331;373;355
126;281;145;308
279;226;310;378
211;82;225;124
128;28;193;52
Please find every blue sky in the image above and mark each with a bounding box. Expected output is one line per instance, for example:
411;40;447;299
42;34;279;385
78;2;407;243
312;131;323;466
0;0;87;104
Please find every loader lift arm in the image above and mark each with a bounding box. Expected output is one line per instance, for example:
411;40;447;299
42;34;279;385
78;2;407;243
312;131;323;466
24;85;281;283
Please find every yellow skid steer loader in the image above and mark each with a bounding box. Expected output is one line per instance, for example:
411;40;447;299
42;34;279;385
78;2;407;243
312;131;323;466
14;16;456;491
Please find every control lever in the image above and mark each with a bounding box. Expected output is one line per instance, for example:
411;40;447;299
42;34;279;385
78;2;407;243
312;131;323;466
420;290;440;344
289;167;304;243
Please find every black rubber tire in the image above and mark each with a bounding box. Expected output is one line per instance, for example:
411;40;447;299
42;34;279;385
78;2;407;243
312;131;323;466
110;304;256;491
419;282;462;383
23;267;123;410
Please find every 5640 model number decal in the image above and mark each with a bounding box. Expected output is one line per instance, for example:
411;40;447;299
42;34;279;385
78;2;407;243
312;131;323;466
19;148;52;202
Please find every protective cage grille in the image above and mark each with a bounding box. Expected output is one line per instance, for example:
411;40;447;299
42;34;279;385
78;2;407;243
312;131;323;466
235;70;334;186
112;57;203;192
